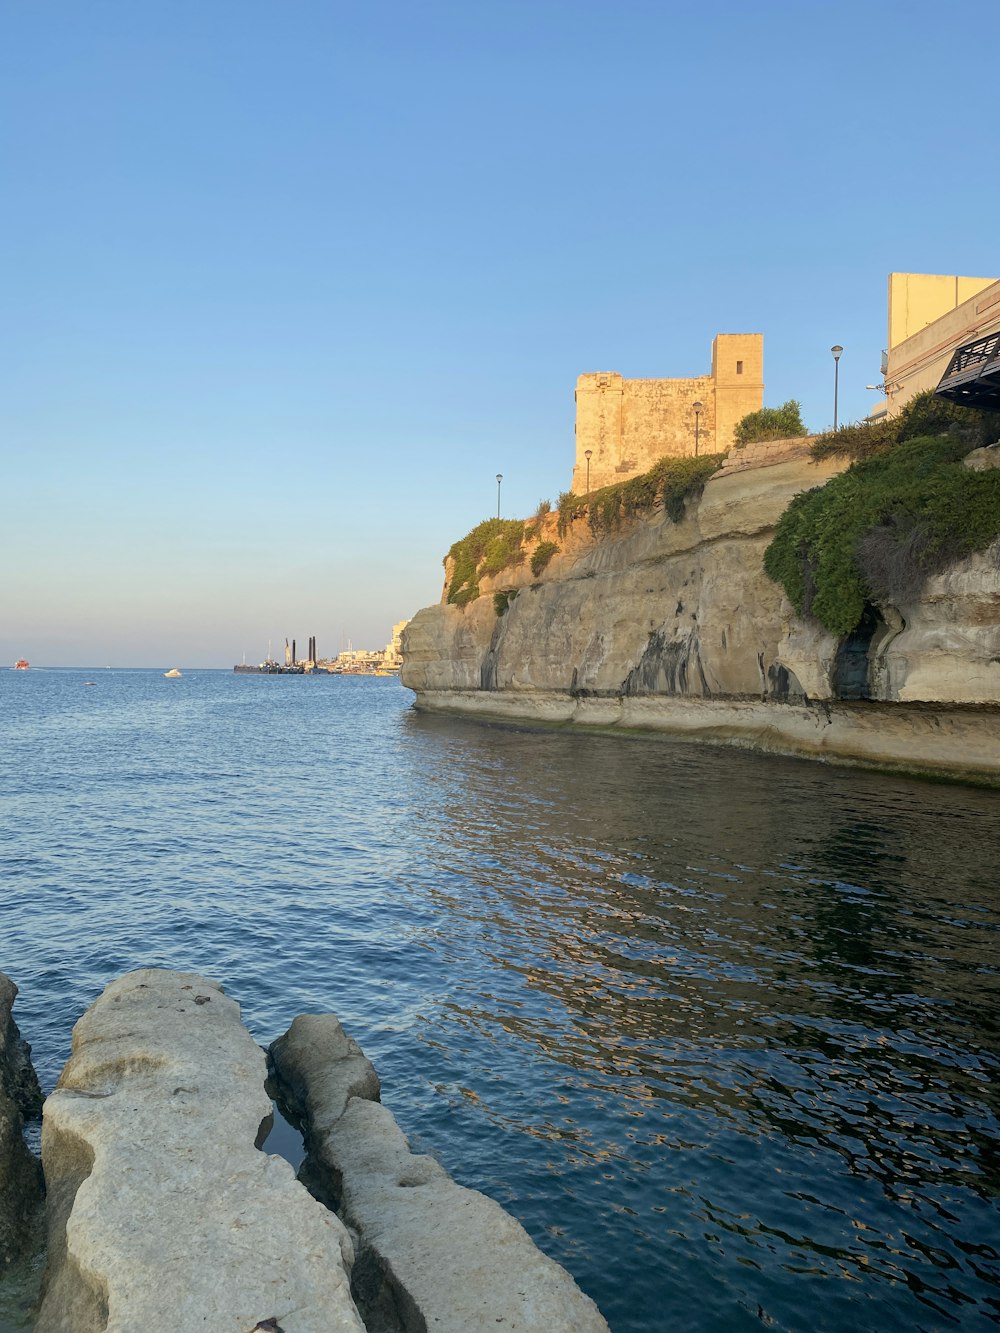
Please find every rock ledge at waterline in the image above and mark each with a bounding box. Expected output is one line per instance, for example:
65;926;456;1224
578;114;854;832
0;972;44;1275
400;447;1000;783
269;1014;609;1333
24;969;608;1333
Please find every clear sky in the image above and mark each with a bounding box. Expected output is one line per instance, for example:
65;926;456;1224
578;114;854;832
2;0;996;667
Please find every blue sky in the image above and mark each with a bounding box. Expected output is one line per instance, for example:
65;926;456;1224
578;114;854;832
2;0;996;666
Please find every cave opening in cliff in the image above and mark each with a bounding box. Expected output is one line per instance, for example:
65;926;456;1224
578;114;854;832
833;602;886;700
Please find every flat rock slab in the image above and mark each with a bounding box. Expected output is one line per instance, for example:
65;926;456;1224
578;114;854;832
37;969;366;1333
270;1015;610;1333
0;971;44;1273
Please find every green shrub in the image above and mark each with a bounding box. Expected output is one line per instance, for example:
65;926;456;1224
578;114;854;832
734;400;808;446
810;390;999;463
557;455;723;537
810;417;899;462
446;518;525;606
530;540;560;576
493;590;515;616
897;391;998;446
764;432;1000;635
556;491;583;536
450;584;480;609
524;498;553;541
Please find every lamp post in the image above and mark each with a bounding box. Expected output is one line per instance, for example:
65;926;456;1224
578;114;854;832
584;448;592;493
692;401;703;457
831;345;843;431
496;473;503;519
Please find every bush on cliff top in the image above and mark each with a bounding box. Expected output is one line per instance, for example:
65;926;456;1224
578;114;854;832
763;432;1000;635
734;400;808;446
446;518;525;606
557;454;724;537
809;390;999;463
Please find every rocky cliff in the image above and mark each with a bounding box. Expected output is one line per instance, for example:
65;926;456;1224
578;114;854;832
401;444;1000;783
0;972;44;1276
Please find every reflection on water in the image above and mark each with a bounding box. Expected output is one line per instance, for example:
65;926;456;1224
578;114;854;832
1;670;999;1332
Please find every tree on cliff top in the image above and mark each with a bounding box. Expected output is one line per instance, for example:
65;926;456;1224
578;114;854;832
734;400;808;446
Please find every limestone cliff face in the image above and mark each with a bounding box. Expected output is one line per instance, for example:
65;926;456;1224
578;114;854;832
402;450;1000;780
405;454;1000;708
871;553;1000;703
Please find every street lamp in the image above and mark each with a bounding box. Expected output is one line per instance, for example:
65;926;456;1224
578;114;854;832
831;345;843;431
584;448;592;493
692;401;703;457
496;473;503;519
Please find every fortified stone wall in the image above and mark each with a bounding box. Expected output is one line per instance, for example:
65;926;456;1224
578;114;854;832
571;333;763;492
714;433;818;477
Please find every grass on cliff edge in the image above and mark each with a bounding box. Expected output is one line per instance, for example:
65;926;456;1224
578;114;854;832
557;453;725;538
763;431;1000;636
446;456;723;608
446;518;525;607
809;390;999;463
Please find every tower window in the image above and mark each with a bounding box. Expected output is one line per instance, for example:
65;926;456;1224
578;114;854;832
736;361;744;374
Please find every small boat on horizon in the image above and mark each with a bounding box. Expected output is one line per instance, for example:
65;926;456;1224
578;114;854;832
164;668;182;678
13;659;29;670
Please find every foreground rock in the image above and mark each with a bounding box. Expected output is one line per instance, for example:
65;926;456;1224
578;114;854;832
0;971;44;1275
270;1014;610;1333
37;970;366;1333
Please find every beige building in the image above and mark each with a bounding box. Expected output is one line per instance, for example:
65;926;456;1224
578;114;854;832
873;273;1000;417
383;619;409;669
570;334;763;493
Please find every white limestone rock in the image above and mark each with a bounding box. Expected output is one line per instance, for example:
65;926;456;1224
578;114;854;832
0;971;44;1274
881;542;1000;703
964;442;1000;471
37;969;366;1333
270;1014;610;1333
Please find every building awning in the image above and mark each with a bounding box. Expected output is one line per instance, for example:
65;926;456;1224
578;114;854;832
935;331;1000;407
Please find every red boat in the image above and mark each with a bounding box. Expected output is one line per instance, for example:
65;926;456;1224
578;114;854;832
13;659;29;670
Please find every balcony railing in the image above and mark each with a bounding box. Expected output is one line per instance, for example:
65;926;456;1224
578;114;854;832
935;330;1000;407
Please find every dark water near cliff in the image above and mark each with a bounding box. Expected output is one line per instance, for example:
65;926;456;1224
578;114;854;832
1;668;999;1331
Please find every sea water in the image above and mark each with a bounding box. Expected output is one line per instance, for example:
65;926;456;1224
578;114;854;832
1;667;998;1331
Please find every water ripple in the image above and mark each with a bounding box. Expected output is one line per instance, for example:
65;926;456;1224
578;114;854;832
1;669;998;1331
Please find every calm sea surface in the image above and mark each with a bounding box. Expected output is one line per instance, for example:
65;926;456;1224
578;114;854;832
1;668;999;1331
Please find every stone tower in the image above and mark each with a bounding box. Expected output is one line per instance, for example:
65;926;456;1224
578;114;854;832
571;333;763;493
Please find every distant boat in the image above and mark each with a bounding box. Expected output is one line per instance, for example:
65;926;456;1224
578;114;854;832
164;668;182;678
13;659;29;670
